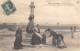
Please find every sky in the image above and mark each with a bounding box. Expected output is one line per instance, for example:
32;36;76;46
0;0;80;25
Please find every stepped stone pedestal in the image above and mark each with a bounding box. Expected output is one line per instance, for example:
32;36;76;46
23;33;32;44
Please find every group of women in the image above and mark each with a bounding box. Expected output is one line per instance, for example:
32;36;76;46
14;25;46;50
14;25;67;50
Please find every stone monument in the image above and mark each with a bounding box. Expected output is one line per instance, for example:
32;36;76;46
26;1;35;34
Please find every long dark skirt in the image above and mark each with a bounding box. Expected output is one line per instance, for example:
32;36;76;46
32;33;41;45
52;37;57;46
42;34;46;44
14;36;23;49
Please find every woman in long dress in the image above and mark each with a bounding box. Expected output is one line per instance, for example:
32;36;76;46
14;26;23;49
42;32;46;44
32;26;42;45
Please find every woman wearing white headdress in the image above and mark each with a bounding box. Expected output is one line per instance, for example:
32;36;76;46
32;25;43;45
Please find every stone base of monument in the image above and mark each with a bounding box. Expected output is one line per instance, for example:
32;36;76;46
22;33;49;48
23;33;32;44
22;43;49;48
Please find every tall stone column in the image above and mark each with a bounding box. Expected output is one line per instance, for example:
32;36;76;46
26;1;35;34
29;1;35;20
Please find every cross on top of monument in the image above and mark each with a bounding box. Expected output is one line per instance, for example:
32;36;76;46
29;1;35;8
29;1;35;15
28;1;35;20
